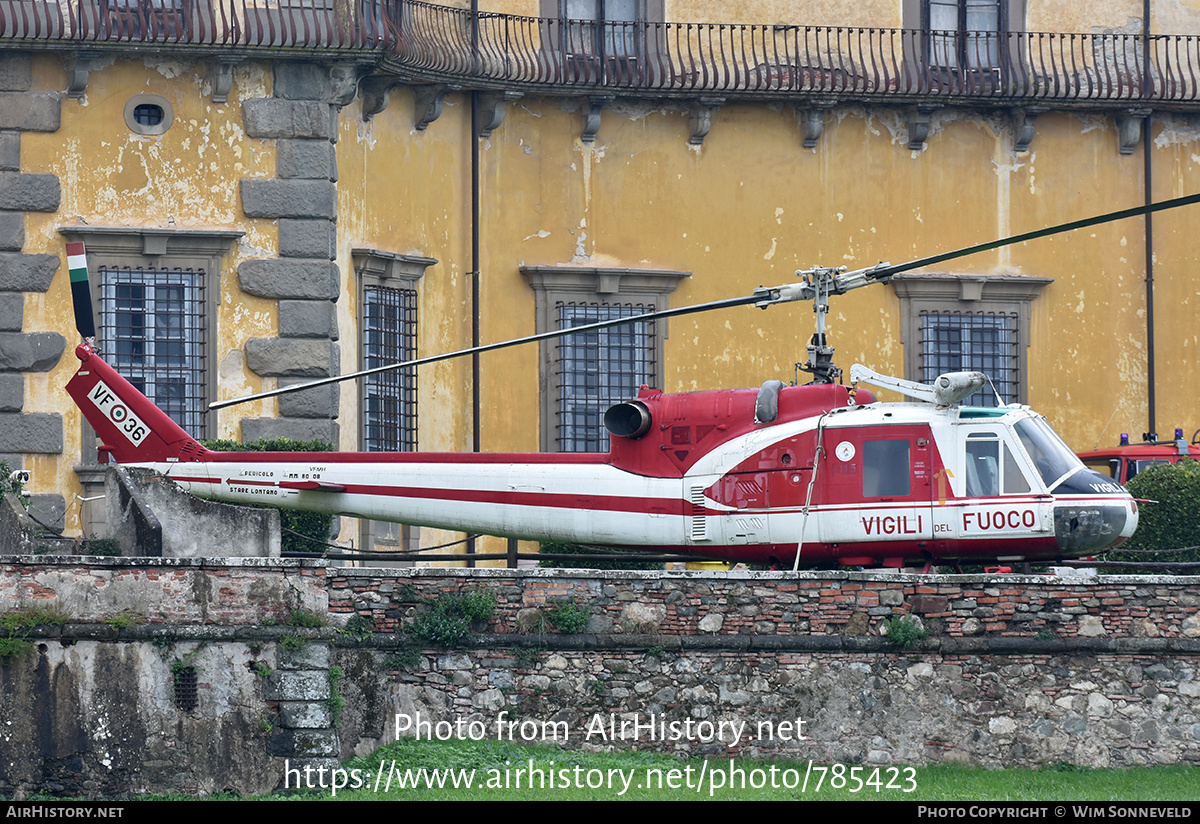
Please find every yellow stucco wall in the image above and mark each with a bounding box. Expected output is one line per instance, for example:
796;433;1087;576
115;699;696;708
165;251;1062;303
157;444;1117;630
337;89;475;456
336;93;1200;458
21;54;280;533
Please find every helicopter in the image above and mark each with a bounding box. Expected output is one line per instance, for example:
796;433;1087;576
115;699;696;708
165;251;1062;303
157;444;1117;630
62;195;1200;570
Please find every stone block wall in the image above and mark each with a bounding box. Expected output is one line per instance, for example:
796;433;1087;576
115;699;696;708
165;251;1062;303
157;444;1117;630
238;61;343;445
0;51;65;529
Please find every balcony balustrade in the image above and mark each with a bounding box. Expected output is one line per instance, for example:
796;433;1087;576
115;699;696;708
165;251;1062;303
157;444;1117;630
1;0;1198;106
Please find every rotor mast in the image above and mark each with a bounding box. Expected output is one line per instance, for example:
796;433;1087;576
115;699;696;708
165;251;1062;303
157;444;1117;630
751;262;894;384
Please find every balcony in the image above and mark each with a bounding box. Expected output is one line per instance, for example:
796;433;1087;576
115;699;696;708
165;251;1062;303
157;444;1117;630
2;0;1199;108
0;0;392;51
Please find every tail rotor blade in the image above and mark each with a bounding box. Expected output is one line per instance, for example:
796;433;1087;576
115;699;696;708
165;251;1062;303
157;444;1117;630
66;242;95;341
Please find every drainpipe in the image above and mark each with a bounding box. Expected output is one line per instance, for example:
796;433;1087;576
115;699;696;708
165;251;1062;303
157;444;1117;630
467;0;481;567
1143;0;1156;441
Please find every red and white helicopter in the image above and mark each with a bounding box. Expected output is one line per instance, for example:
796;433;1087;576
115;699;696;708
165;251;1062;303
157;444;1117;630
64;196;1198;570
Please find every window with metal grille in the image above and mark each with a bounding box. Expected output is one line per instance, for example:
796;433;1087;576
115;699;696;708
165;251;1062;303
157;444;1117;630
555;301;655;452
362;284;418;452
99;267;207;437
172;664;198;712
920;311;1017;406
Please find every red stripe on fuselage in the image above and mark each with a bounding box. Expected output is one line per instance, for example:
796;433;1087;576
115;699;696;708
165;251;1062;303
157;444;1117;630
203;451;613;466
324;482;715;516
163;468;716;516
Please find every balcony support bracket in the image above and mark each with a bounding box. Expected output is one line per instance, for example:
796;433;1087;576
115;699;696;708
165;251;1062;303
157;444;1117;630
1012;106;1047;153
801;99;837;149
359;74;407;121
1116;109;1152;155
211;56;242;105
328;61;373;108
478;90;524;138
581;95;612;143
413;85;452;131
66;50;103;101
688;96;725;145
907;105;940;151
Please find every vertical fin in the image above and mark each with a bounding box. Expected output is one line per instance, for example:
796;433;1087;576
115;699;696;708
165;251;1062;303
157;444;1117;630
66;344;209;464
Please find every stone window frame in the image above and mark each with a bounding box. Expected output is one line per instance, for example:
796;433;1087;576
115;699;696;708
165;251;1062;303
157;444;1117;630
520;264;688;452
350;248;436;554
891;272;1051;406
123;93;174;136
59;226;242;458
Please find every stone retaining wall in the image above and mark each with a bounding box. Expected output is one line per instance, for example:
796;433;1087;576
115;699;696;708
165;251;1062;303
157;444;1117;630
330;567;1200;641
0;558;1198;797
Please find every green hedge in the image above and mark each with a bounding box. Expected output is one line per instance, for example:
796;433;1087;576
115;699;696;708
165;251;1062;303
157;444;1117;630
200;437;335;554
1109;459;1200;566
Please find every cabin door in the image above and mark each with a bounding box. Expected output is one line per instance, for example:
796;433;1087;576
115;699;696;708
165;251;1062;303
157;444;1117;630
817;425;935;545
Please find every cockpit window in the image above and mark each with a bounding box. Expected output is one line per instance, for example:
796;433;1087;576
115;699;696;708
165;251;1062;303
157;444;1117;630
1015;417;1084;490
1003;442;1032;494
965;431;1032;496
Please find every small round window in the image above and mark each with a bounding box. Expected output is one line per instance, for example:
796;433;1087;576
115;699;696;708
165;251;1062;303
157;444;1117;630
124;94;173;136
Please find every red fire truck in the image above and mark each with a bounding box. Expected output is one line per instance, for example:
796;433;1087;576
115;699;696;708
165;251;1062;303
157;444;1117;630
1079;429;1200;485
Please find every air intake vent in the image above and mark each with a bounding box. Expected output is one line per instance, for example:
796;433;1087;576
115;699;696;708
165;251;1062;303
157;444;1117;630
689;486;708;542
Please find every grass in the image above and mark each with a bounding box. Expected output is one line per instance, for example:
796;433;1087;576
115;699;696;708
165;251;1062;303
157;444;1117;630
284;737;1200;801
4;739;1196;801
105;609;144;630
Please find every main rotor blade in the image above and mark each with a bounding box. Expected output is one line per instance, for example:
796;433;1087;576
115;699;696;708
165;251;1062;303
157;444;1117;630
209;294;762;410
211;191;1200;411
865;191;1200;281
